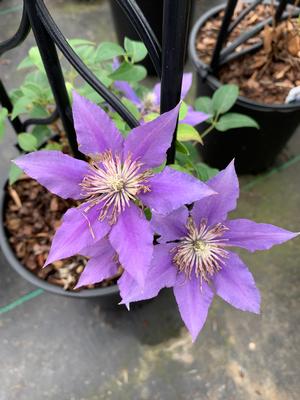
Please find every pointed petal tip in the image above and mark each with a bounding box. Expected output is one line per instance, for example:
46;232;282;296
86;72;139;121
119;299;130;311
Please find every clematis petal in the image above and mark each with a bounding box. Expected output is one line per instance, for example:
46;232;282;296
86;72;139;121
191;160;239;226
140;166;216;215
174;274;214;342
114;81;141;105
13;150;88;200
45;205;110;265
109;204;153;286
213;251;260;313
223;218;299;252
152;82;161;105
152;72;192;105
181;108;210;126
123;104;180;169
119;244;177;307
75;238;117;288
72;91;124;156
151;207;188;243
179;72;193;99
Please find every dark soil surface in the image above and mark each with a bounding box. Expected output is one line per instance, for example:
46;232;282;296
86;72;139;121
4;177;119;291
196;3;300;104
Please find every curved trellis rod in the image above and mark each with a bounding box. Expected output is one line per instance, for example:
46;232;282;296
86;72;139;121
23;109;59;129
228;0;263;34
0;4;30;56
115;0;162;78
220;8;300;61
209;0;299;73
35;0;139;130
1;0;191;165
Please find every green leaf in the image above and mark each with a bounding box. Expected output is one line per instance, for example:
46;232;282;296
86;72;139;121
169;163;193;175
17;56;35;70
74;45;95;62
11;97;30;120
68;38;95;47
124;38;148;63
65;82;74;100
44;142;63;151
18;133;38;152
212;84;239;115
177;124;203;144
29;105;49;118
109;62;147;82
175;140;190;155
31;125;51;147
215;113;259;131
78;84;104;104
28;47;44;72
179;102;188;121
9;89;23;103
0;108;8;141
95;42;125;62
9;164;23;185
195;96;213;115
121;98;141;120
194;163;219;181
143;112;160;122
22;82;42;99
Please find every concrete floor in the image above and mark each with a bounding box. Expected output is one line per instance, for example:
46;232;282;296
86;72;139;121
0;1;300;399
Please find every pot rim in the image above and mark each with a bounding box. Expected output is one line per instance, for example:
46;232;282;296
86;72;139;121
189;2;300;112
0;181;119;298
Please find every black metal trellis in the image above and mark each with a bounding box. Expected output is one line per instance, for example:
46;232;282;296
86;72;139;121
0;0;191;165
209;0;300;74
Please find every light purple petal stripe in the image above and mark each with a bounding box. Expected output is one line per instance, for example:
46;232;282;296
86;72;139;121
152;72;192;105
114;81;141;105
191;160;239;226
14;150;88;200
75;238;117;288
140;166;216;215
213;251;260;314
223;219;299;252
174;274;214;342
151;207;188;243
109;204;154;287
45;205;110;265
119;244;177;307
123;104;180;170
181;108;210;126
72;91;124;156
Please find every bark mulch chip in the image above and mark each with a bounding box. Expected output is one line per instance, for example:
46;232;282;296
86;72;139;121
196;3;300;104
4;177;121;291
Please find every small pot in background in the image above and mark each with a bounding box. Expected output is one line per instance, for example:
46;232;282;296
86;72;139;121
189;3;300;174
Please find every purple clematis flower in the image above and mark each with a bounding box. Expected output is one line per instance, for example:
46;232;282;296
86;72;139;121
119;161;299;341
114;72;210;126
14;92;215;288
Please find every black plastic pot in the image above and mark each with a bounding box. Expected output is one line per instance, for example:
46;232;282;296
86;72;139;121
110;0;194;76
189;3;300;174
0;182;120;300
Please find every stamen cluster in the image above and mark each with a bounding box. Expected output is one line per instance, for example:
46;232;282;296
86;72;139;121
81;150;153;224
172;216;229;284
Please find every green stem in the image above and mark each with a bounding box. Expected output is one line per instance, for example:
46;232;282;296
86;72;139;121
201;124;215;139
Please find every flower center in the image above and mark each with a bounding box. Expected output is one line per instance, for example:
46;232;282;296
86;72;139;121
81;150;153;224
172;216;229;284
142;93;160;115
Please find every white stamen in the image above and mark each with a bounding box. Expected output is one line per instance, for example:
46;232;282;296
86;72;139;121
172;216;229;284
81;150;152;224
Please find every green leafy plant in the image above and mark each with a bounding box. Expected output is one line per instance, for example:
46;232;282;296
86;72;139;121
194;84;259;139
5;38;149;184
